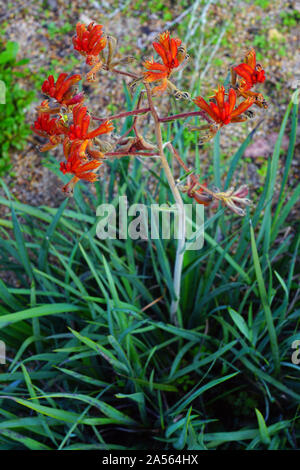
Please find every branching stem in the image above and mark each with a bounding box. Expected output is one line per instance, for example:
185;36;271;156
144;83;185;325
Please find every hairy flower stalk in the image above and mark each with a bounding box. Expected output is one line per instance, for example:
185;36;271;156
144;83;186;324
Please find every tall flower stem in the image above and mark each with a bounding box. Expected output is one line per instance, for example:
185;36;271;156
171;145;223;200
144;83;185;325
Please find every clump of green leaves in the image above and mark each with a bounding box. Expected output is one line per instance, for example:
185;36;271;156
46;21;73;39
254;0;270;9
0;89;298;450
0;41;35;175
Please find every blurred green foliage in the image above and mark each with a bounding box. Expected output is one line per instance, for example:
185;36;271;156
46;21;73;39
0;41;35;175
280;9;300;27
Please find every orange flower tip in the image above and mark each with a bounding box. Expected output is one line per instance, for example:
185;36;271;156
39;142;56;152
62;176;80;196
193;96;203;105
106;120;114;132
86;120;114;139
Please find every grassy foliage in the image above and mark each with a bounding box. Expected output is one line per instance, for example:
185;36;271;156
0;87;299;450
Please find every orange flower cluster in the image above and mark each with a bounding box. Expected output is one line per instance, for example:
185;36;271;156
234;49;265;90
194;86;254;127
232;48;267;109
143;31;188;95
60;138;103;194
31;103;68;152
32;73;84;152
73;23;107;66
60;103;113;194
191;48;267;142
32;70;113;194
73;22;107;81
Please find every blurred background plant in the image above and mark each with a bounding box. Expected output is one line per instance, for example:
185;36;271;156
0;37;35;176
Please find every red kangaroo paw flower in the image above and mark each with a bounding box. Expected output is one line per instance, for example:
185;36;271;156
234;48;266;91
60;137;104;194
73;22;107;66
41;73;82;107
143;31;185;93
194;86;254;127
